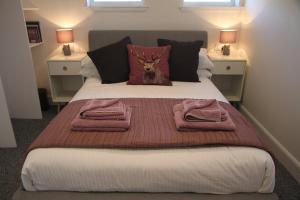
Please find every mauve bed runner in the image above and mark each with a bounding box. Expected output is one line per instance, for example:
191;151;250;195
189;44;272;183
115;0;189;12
27;98;267;153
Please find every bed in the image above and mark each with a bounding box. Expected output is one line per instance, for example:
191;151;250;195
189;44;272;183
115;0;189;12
14;31;278;200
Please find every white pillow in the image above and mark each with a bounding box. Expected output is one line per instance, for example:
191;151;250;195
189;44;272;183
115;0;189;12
197;69;212;79
80;56;101;79
198;48;214;70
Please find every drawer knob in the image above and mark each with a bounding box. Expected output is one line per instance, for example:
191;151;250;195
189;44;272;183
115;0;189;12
62;66;68;71
226;66;231;70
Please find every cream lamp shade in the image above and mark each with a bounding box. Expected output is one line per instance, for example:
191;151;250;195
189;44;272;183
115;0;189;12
56;29;74;56
219;30;237;56
219;30;237;44
56;29;74;44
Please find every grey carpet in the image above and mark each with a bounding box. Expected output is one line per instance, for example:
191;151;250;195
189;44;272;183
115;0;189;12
0;107;299;200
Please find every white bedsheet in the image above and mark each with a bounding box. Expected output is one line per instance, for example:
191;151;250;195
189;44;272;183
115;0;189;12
22;78;275;194
71;77;228;103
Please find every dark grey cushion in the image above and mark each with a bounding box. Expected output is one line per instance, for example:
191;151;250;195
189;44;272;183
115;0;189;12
87;37;132;84
158;39;203;82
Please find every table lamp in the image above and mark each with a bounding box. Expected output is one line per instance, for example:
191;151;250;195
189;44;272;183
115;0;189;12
219;30;237;56
56;29;74;56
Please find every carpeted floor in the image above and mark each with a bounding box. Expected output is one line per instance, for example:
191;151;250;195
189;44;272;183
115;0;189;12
0;107;299;200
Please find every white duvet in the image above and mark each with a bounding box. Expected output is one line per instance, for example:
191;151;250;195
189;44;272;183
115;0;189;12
22;78;275;194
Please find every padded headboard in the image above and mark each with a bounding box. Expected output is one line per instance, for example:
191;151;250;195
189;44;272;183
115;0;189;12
88;30;208;51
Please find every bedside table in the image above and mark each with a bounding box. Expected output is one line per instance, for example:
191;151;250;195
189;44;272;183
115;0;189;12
209;54;247;104
47;53;86;108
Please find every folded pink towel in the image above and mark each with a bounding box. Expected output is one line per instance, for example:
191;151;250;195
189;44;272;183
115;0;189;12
72;107;132;132
180;99;227;122
173;103;236;131
80;99;126;120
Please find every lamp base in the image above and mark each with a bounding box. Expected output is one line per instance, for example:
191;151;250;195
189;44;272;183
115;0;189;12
62;44;71;56
221;45;231;56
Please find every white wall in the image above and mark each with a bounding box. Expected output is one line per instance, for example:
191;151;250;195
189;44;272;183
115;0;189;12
24;0;242;91
240;0;300;181
0;0;42;119
0;77;17;148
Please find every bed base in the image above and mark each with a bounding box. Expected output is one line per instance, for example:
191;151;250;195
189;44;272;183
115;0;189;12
13;188;278;200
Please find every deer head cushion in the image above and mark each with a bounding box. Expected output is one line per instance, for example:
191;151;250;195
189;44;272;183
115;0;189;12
127;45;172;86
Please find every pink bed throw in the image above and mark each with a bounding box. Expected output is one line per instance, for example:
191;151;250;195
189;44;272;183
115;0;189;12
80;99;126;120
72;107;132;132
26;99;268;155
181;99;226;122
173;101;236;131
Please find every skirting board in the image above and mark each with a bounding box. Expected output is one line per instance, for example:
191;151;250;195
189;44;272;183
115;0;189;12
240;105;300;183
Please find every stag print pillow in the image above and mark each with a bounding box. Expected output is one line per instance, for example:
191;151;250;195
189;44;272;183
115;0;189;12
127;45;172;86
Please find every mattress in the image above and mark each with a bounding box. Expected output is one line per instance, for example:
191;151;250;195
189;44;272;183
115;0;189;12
21;77;275;194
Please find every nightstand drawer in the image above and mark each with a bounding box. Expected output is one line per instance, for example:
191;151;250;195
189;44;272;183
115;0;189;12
212;61;245;75
48;61;82;75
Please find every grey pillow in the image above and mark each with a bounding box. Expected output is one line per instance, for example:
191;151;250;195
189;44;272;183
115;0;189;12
158;39;203;82
87;37;132;84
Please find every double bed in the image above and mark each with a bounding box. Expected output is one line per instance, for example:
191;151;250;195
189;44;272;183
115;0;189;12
14;31;278;200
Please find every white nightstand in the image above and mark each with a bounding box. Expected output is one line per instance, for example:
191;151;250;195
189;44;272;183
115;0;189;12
47;53;86;107
209;54;247;103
